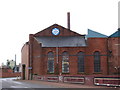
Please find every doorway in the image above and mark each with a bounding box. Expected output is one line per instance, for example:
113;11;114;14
22;64;26;80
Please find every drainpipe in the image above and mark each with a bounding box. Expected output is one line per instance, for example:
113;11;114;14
29;34;33;80
107;38;109;75
56;47;59;75
107;37;111;75
29;43;32;80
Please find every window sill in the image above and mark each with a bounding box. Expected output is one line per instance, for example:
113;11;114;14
77;72;90;75
77;72;85;74
47;72;54;74
62;73;70;74
93;72;102;74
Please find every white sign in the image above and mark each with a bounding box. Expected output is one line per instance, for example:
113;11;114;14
52;28;60;35
28;67;32;69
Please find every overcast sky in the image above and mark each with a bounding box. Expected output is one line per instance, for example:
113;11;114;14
0;0;119;65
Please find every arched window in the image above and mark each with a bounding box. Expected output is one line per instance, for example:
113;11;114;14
47;52;54;73
78;52;85;72
94;51;101;72
62;52;69;73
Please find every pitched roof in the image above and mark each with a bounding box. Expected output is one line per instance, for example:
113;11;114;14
109;29;120;37
35;36;87;47
86;29;108;38
33;24;87;47
34;24;84;37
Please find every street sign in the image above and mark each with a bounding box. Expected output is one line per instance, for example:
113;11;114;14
28;67;32;69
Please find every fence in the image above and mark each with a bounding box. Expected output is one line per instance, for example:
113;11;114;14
32;75;120;87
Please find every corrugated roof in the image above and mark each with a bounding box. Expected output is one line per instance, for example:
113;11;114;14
86;29;107;38
35;36;87;47
109;29;120;37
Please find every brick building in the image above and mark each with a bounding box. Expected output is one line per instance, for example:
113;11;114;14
0;66;21;78
21;14;120;80
108;30;120;75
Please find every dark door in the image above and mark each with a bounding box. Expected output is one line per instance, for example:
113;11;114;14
22;64;26;80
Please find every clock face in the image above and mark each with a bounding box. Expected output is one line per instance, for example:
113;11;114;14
52;28;60;35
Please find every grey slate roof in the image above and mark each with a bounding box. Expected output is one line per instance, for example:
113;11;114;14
109;29;120;37
35;36;87;47
86;29;107;38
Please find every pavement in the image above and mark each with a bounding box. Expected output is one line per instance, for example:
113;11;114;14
17;80;117;88
1;78;58;89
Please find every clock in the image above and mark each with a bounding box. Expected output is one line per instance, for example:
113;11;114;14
52;28;60;35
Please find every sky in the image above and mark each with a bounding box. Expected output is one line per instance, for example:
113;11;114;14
0;0;119;65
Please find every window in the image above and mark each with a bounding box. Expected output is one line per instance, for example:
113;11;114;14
62;52;69;73
94;51;101;72
78;52;85;72
47;52;54;73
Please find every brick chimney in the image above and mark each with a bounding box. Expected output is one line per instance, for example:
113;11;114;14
67;12;70;30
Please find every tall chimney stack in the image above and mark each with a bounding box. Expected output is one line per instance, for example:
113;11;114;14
15;54;16;66
67;12;70;30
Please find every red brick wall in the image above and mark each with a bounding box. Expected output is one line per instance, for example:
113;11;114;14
29;24;87;76
86;38;108;75
41;47;87;75
0;68;21;78
21;24;110;80
1;68;13;73
32;36;43;75
21;42;29;80
108;37;120;75
1;72;21;78
28;36;108;76
40;45;108;75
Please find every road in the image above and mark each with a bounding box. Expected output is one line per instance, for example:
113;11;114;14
0;78;118;90
1;77;57;89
